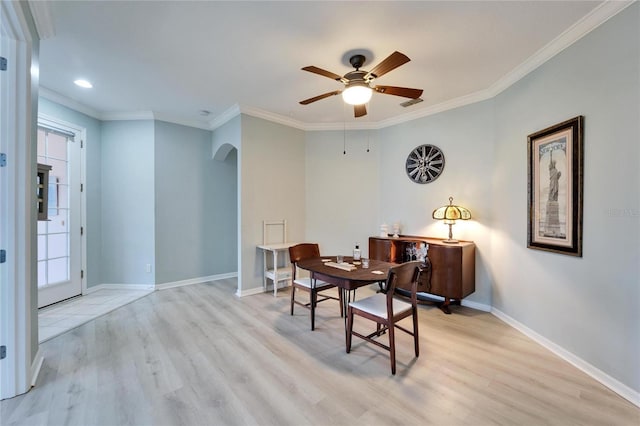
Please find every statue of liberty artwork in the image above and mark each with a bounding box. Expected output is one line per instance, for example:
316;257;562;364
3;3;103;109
539;141;566;238
527;115;583;256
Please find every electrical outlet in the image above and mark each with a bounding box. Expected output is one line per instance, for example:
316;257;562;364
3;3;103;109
145;264;152;273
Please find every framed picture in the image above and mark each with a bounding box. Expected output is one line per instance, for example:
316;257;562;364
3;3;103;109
527;116;584;256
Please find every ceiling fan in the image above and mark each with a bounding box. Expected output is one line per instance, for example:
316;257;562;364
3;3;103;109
299;51;423;118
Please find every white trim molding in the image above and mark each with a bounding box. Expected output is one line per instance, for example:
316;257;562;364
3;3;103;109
84;283;155;294
27;0;55;39
492;308;640;408
236;286;266;298
36;1;634;134
30;349;44;388
0;0;37;401
460;299;492;313
155;272;238;291
486;0;635;98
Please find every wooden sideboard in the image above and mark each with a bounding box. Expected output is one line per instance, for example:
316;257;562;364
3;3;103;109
369;236;475;314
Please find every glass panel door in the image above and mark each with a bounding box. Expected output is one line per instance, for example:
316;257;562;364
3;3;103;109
37;126;81;307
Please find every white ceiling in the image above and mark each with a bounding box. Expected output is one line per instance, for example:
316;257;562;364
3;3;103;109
37;1;617;130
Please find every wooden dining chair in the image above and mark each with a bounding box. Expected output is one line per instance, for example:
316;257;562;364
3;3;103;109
289;243;343;330
346;260;422;374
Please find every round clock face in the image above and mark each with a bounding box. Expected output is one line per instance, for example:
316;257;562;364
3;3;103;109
405;144;445;184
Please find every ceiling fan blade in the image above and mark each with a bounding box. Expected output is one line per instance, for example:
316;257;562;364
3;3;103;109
301;66;344;82
366;51;410;79
374;85;423;99
354;104;367;118
299;90;342;105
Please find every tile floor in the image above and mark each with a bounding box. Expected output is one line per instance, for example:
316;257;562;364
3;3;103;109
38;288;154;343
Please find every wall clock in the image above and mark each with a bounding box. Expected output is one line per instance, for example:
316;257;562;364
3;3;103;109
405;144;445;184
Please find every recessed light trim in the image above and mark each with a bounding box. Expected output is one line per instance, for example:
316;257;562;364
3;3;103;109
74;79;93;88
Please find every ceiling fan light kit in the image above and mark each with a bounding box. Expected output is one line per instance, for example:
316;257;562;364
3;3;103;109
300;51;423;118
342;83;372;105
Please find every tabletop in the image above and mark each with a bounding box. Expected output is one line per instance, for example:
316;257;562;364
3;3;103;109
297;256;395;290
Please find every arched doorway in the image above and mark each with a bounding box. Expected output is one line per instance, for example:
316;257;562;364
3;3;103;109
212;142;240;296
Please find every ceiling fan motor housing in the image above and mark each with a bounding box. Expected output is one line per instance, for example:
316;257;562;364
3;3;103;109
349;54;366;70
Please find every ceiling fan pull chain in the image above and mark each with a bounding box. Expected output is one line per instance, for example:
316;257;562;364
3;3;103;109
343;103;347;155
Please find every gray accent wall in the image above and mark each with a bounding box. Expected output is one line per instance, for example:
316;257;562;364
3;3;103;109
377;100;495;308
101;120;156;285
38;98;103;288
154;120;236;284
305;103;495;309
238;115;306;294
304;3;639;395
305;130;380;257
491;4;639;392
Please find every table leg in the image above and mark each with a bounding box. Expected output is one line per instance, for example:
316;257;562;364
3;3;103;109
342;288;357;344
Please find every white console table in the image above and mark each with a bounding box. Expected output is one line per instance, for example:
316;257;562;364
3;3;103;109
257;242;299;297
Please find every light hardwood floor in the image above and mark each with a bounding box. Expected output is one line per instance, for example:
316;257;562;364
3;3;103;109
2;279;638;425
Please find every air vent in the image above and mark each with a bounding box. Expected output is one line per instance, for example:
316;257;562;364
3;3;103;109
400;98;424;108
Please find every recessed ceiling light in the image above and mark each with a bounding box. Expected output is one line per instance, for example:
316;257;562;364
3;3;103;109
74;79;93;88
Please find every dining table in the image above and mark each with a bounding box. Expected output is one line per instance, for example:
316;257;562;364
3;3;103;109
296;256;396;339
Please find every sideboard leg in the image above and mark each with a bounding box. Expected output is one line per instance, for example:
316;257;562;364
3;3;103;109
438;300;452;314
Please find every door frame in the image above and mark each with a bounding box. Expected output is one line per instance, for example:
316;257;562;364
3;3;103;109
37;114;87;303
0;0;39;400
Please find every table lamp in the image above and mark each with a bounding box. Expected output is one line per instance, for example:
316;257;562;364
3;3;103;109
432;196;471;243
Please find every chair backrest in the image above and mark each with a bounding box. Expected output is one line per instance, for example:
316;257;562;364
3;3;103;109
288;243;320;264
263;220;287;245
384;261;422;309
288;243;320;280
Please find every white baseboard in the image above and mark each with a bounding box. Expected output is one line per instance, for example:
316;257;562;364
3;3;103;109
30;349;44;388
85;283;155;294
492;307;640;408
461;299;492;312
236;286;267;298
156;272;238;291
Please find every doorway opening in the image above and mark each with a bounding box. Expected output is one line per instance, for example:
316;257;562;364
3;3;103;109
36;116;86;308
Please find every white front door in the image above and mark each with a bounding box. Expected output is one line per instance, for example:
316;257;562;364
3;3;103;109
36;122;83;308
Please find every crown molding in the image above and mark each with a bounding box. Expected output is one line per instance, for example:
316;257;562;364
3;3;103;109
303;121;380;131
28;0;55;39
39;1;633;133
39;87;102;120
152;112;212;130
101;111;155;121
376;89;495;130
208;104;241;130
239;105;308;130
486;0;635;98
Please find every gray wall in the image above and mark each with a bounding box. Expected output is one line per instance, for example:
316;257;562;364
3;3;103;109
306;102;495;309
38;98;103;288
154;120;236;284
239;115;306;294
304;3;639;395
305;130;380;257
101;120;156;285
491;4;639;391
377;100;495;307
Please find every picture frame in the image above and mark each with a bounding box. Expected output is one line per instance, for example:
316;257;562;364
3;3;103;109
527;116;584;257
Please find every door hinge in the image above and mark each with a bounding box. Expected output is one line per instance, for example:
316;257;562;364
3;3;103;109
1;57;7;71
0;345;6;360
80;226;84;235
80;140;83;148
0;153;6;167
0;249;5;263
81;270;84;279
80;183;83;192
